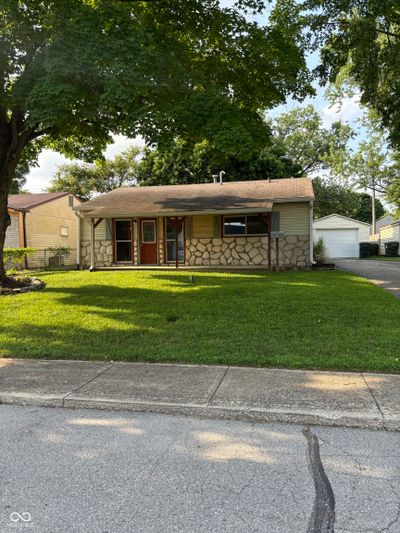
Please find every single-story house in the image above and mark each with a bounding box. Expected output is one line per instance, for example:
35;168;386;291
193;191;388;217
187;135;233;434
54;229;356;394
378;220;400;254
74;177;314;270
313;214;371;258
6;192;82;268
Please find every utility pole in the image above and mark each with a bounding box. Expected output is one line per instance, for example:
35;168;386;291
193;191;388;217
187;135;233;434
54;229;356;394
371;178;376;236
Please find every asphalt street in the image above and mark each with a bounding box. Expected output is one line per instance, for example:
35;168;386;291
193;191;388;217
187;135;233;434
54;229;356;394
0;405;399;533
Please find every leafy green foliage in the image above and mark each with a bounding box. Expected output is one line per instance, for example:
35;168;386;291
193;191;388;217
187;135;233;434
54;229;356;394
136;105;354;185
355;193;385;224
313;237;326;264
272;105;353;176
136;137;299;185
1;0;312;158
298;0;400;149
313;177;384;223
48;147;141;200
4;248;36;269
46;246;71;258
386;181;400;218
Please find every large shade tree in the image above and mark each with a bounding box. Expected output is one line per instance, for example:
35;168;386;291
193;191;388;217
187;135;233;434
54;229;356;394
298;0;400;149
0;0;313;282
136;105;353;185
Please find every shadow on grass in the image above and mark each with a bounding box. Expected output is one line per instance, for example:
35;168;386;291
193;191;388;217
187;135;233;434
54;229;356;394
1;270;399;370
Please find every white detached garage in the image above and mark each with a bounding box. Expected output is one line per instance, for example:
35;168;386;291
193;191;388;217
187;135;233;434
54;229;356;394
313;214;371;258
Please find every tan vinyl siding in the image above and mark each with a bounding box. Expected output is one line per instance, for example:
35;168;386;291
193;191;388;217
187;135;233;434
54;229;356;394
379;224;400;253
81;217;107;241
273;202;310;236
157;217;163;239
25;195;81;265
380;224;399;241
192;214;215;238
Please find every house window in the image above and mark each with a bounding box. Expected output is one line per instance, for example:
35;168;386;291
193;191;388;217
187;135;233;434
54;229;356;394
114;219;133;262
60;226;69;237
165;219;185;262
68;195;74;207
223;215;268;236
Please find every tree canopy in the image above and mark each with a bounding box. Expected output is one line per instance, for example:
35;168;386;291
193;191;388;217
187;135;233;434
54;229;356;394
135;106;353;185
298;0;400;149
48;147;141;201
313;178;384;223
0;0;314;280
271;105;353;176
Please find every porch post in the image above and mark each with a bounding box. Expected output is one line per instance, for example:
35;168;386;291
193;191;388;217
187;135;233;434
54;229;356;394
267;214;272;270
90;218;95;271
174;217;179;269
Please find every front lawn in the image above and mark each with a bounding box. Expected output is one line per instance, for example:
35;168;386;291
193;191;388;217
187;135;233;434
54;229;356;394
368;256;400;262
0;270;399;372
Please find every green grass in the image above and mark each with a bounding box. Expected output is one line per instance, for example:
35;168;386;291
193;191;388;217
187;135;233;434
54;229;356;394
0;270;399;372
368;256;400;262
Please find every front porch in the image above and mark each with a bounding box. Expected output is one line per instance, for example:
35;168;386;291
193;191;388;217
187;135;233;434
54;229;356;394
79;213;310;271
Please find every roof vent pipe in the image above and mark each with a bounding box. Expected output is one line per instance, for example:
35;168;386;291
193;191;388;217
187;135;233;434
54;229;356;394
219;170;225;185
212;174;218;183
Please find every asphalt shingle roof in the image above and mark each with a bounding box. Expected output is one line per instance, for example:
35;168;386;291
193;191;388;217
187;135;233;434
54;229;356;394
8;192;69;211
75;178;314;217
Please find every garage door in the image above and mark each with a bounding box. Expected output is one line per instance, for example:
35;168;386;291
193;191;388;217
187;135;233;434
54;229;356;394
314;228;359;258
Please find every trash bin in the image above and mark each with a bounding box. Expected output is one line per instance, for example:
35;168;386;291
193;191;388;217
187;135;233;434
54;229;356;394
369;242;379;256
359;242;371;259
384;241;400;257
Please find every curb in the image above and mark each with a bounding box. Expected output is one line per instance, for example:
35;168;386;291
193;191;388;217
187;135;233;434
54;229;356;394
1;393;397;432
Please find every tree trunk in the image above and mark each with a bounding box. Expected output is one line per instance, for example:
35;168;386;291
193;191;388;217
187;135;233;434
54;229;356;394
0;124;22;284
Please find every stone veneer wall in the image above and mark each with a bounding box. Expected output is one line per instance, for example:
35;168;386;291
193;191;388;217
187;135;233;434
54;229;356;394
185;235;310;269
81;240;113;267
5;214;20;248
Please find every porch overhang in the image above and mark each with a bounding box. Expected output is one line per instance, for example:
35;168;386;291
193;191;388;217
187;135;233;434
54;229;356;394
76;204;273;219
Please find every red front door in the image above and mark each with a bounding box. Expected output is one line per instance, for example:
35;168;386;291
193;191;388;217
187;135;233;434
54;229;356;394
140;219;157;264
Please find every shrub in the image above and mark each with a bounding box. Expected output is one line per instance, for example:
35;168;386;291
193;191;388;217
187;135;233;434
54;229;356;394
46;246;71;267
313;237;326;264
4;247;37;270
47;246;71;257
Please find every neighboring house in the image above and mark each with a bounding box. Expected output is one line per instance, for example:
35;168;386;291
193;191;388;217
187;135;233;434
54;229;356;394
75;178;314;270
314;214;371;258
376;214;396;232
378;221;400;254
6;192;82;268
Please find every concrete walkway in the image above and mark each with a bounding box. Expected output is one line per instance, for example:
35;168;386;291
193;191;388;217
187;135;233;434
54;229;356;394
1;358;399;431
335;258;400;298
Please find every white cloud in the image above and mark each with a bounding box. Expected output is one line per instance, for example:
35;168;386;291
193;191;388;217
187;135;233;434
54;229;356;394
321;95;363;127
24;135;143;193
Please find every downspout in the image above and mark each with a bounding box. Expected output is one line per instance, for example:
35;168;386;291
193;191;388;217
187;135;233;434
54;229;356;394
22;211;28;269
309;201;315;265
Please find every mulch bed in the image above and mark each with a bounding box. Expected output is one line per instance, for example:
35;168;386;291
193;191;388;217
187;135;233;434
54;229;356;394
0;276;45;295
311;263;336;270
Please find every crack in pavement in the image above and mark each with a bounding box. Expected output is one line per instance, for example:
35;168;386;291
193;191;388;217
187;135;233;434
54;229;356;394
303;427;336;533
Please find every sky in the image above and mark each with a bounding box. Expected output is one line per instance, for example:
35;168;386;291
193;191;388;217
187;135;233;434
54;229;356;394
24;2;365;193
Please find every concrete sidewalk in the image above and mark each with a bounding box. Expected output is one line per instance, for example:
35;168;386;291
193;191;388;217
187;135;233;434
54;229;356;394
0;358;399;431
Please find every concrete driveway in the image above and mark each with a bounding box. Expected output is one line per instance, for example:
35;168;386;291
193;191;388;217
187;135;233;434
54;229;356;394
335;258;400;298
